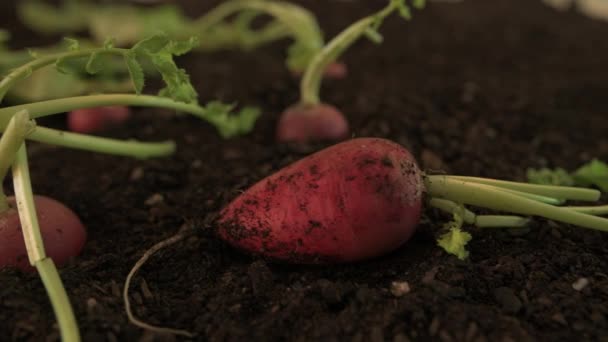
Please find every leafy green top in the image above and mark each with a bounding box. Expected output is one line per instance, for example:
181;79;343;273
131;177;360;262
0;34;260;138
17;0;325;72
527;159;608;192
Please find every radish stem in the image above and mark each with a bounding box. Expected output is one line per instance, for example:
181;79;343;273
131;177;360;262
300;0;413;105
29;127;175;159
426;175;608;232
429;198;529;228
0;94;210;129
448;175;600;201
189;0;323;70
0;47;129;102
13;144;80;341
0;110;34;211
36;258;80;342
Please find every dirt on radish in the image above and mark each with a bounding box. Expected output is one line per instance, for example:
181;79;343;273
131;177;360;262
2;0;608;341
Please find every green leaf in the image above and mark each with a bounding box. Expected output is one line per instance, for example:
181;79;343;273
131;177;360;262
165;37;199;56
573;159;608;192
85;52;102;74
364;28;384;44
103;37;116;50
437;226;472;260
436;211;471;260
412;0;426;10
54;57;71;74
198;101;261;138
124;52;144;94
526;167;574;186
132;34;170;55
63;37;80;51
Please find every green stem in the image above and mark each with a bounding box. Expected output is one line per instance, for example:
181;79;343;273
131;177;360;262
0;94;207;129
475;216;530;228
0;47;129;103
300;1;398;105
36;258;81;342
12;144;46;263
428;198;529;228
0;110;34;211
425;175;608;232
13;144;80;341
29;127;175;159
190;0;322;48
566;205;608;216
448;175;600;202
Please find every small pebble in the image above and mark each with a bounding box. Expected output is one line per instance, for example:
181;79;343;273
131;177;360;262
144;193;164;206
390;281;411;297
129;167;144;181
572;277;590;291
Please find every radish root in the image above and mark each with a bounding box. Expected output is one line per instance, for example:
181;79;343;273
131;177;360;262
123;224;194;338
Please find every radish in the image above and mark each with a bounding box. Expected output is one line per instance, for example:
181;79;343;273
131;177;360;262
218;138;608;263
0;195;86;272
67;105;131;133
277;0;425;143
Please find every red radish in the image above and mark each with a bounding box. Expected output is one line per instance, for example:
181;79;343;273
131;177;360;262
218;138;608;263
67;106;131;133
0;195;86;271
218;138;424;263
276;103;349;142
278;1;423;143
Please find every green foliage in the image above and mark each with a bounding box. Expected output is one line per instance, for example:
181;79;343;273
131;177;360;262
436;211;472;260
526;167;574;186
527;159;608;192
199;102;261;138
17;0;325;72
573;159;608;192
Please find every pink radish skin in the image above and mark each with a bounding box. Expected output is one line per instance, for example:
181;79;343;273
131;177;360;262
218;138;424;263
276;103;349;143
0;196;87;272
68;106;131;133
291;62;348;80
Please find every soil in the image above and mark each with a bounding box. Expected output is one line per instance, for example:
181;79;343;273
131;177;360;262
2;0;608;341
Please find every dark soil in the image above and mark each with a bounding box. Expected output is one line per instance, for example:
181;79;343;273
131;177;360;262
2;0;608;341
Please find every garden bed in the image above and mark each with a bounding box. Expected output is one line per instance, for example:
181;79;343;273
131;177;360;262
2;0;608;340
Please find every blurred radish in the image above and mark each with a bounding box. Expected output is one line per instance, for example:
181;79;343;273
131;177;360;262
218;138;608;263
0;196;86;271
277;0;425;143
67;106;131;133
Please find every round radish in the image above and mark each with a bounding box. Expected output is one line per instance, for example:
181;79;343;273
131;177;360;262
276;103;349;143
217;138;424;263
0;195;87;271
67;106;131;133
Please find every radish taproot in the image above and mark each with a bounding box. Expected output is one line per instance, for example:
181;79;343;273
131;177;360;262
0;195;86;271
67;105;131;133
218;138;608;263
277;0;425;143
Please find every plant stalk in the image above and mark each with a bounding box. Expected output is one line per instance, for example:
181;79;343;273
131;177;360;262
300;1;400;105
425;175;608;232
0;110;34;211
0;47;129;103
